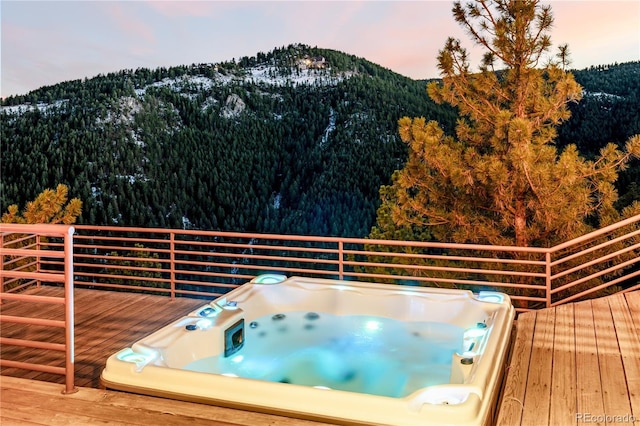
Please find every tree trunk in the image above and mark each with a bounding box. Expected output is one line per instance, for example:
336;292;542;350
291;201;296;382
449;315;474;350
515;198;528;247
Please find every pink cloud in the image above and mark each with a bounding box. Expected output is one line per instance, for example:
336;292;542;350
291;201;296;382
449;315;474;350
320;3;464;79
2;22;77;94
103;3;156;45
142;1;223;18
551;1;639;67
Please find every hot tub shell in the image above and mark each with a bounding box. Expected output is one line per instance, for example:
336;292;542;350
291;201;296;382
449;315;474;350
101;276;515;426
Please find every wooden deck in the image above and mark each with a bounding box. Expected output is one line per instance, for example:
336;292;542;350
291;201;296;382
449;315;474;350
1;286;334;425
496;290;640;425
0;376;334;426
1;286;639;425
1;286;206;387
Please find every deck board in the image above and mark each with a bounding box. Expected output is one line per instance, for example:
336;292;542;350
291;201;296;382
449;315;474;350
627;292;640;335
608;293;640;419
520;308;554;425
592;296;633;419
495;311;535;424
0;376;334;426
1;286;206;386
574;300;605;426
549;303;577;426
496;290;640;426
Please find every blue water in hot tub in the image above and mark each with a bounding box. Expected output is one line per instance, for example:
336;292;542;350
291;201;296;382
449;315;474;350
183;312;465;398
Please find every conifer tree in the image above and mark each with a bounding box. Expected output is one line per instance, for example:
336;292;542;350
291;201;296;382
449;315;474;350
372;0;640;248
2;184;82;224
1;184;82;291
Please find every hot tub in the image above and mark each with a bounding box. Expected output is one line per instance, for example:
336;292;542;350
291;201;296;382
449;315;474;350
101;276;514;426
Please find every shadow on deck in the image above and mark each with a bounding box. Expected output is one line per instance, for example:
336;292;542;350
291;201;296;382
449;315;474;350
497;290;640;425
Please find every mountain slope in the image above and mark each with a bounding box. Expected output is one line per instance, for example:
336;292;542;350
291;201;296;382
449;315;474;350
1;46;638;236
1;44;456;236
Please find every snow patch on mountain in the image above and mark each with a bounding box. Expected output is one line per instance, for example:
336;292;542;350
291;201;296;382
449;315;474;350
136;75;216;97
321;108;336;145
584;90;624;100
134;64;348;99
96;96;142;125
221;94;246;118
201;96;219;112
116;174;150;184
244;65;345;87
1;99;69;115
3;63;353;116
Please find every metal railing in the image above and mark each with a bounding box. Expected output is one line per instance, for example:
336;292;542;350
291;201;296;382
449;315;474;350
0;223;76;394
67;225;549;311
63;215;639;311
548;214;640;306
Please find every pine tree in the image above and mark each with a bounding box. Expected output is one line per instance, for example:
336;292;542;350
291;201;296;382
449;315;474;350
2;184;82;224
1;184;82;291
105;244;163;292
372;0;640;248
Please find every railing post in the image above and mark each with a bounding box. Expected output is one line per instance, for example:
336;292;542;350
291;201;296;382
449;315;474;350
36;234;41;288
1;231;4;301
545;250;552;308
338;240;344;280
63;226;77;394
170;232;176;300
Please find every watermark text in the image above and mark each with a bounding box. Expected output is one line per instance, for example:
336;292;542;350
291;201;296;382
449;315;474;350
576;413;637;423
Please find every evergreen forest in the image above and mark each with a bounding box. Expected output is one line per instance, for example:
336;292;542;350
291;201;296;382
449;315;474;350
2;44;639;238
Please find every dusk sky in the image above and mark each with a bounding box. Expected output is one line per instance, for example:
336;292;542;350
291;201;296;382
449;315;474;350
1;1;639;98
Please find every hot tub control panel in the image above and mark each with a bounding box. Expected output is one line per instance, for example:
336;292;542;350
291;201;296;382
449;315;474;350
224;318;245;357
